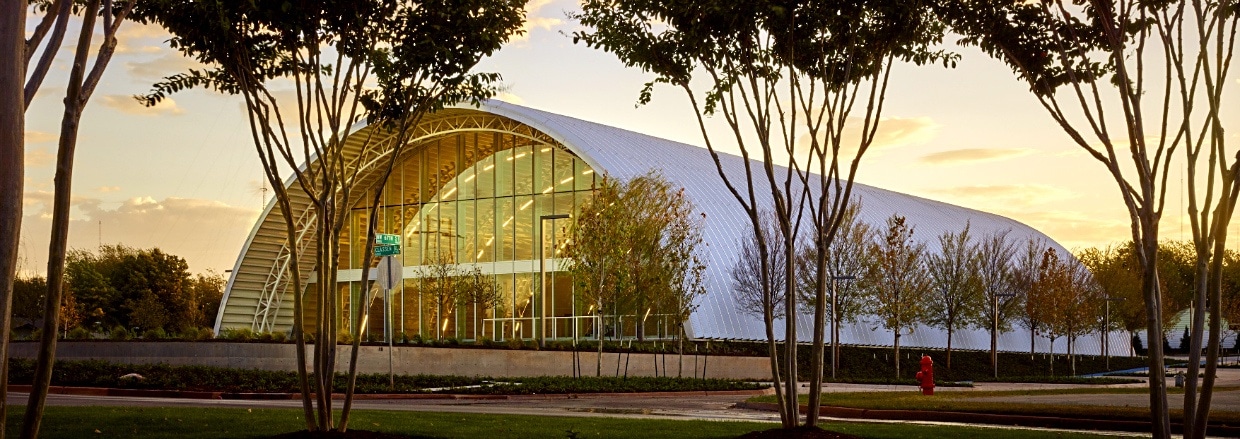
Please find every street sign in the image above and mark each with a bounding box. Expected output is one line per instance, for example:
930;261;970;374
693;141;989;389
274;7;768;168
374;244;401;256
376;255;402;290
376;233;400;246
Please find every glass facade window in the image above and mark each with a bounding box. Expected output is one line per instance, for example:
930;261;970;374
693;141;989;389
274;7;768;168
326;129;597;342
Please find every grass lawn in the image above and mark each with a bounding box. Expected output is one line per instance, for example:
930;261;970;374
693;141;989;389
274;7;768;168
5;405;1136;439
748;388;1240;424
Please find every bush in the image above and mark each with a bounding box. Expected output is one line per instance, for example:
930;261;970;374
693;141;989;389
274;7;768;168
142;328;168;340
269;331;287;343
218;328;253;342
66;327;91;340
336;330;353;345
109;326;131;341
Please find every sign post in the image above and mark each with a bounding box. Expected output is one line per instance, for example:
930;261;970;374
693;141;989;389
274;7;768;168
373;235;402;389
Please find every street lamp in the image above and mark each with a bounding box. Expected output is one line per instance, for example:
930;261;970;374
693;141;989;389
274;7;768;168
830;275;855;380
538;213;570;348
991;291;1016;379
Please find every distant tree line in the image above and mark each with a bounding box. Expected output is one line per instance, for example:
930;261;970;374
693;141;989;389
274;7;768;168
733;205;1240;377
9;245;223;338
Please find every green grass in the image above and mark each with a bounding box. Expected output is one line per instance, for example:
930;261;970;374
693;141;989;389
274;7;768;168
749;388;1240;424
5;406;1135;439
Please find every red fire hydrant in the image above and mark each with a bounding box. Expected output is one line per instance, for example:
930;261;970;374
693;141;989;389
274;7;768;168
914;355;935;395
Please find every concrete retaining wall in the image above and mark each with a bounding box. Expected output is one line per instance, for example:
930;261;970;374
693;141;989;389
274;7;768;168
7;341;772;380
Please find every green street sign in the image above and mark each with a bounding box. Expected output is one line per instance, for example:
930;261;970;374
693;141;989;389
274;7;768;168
374;244;401;256
376;233;400;246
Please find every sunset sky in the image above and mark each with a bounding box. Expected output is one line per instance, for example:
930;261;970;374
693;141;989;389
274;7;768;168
18;0;1240;277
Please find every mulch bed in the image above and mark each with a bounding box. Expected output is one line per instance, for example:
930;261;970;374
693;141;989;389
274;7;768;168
735;426;862;439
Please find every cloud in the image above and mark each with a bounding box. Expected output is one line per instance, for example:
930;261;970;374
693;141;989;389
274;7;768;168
25;148;55;168
795;116;939;159
1014;209;1132;250
919;148;1035;165
20;193;260;274
24;131;55;144
928;184;1075;206
125;52;207;82
514;0;564;42
99;94;184;116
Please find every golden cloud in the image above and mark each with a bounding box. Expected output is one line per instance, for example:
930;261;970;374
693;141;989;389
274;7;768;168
928;184;1075;206
919;148;1035;165
125;52;207;81
20;193;260;273
100;94;184;116
24;131;55;144
25;148;55;168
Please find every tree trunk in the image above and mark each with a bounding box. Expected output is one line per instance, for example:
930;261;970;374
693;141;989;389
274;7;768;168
596;312;603;377
806;254;828;427
946;327;953;369
1049;336;1055;376
893;331;901;379
1192;220;1232;439
21;12;93;436
1183;258;1208;433
0;4;27;438
1140;234;1172;439
21;5;96;435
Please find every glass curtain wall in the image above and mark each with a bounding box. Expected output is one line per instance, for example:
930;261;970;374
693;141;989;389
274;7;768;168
331;129;596;342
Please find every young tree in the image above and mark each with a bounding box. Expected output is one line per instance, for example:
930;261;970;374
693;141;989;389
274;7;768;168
938;0;1237;434
796;201;872;378
1012;239;1046;359
138;0;525;432
1077;244;1144;357
925;223;985;368
1029;247;1069;375
6;1;138;436
573;1;951;428
976;229;1019;378
1062;262;1101;376
863;215;930;378
418;255;461;340
456;266;502;342
564;173;707;376
733;211;789;323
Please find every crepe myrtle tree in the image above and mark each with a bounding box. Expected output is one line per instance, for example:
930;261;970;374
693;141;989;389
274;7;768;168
572;0;952;429
5;1;137;437
135;0;524;432
935;0;1237;434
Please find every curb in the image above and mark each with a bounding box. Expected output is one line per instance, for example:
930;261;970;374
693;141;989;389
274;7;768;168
10;384;770;401
735;401;1240;436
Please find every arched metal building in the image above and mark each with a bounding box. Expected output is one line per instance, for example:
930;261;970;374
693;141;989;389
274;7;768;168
217;100;1129;356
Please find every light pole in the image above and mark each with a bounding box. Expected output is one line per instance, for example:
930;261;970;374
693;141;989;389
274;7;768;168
991;291;1016;379
831;275;855;379
538;213;570;348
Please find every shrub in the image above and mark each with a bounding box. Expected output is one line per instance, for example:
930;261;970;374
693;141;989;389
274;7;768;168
336;330;353;345
195;327;215;341
66;327;91;340
109;326;131;341
142;328;167;340
506;337;524;350
218;328;253;342
269;331;287;343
